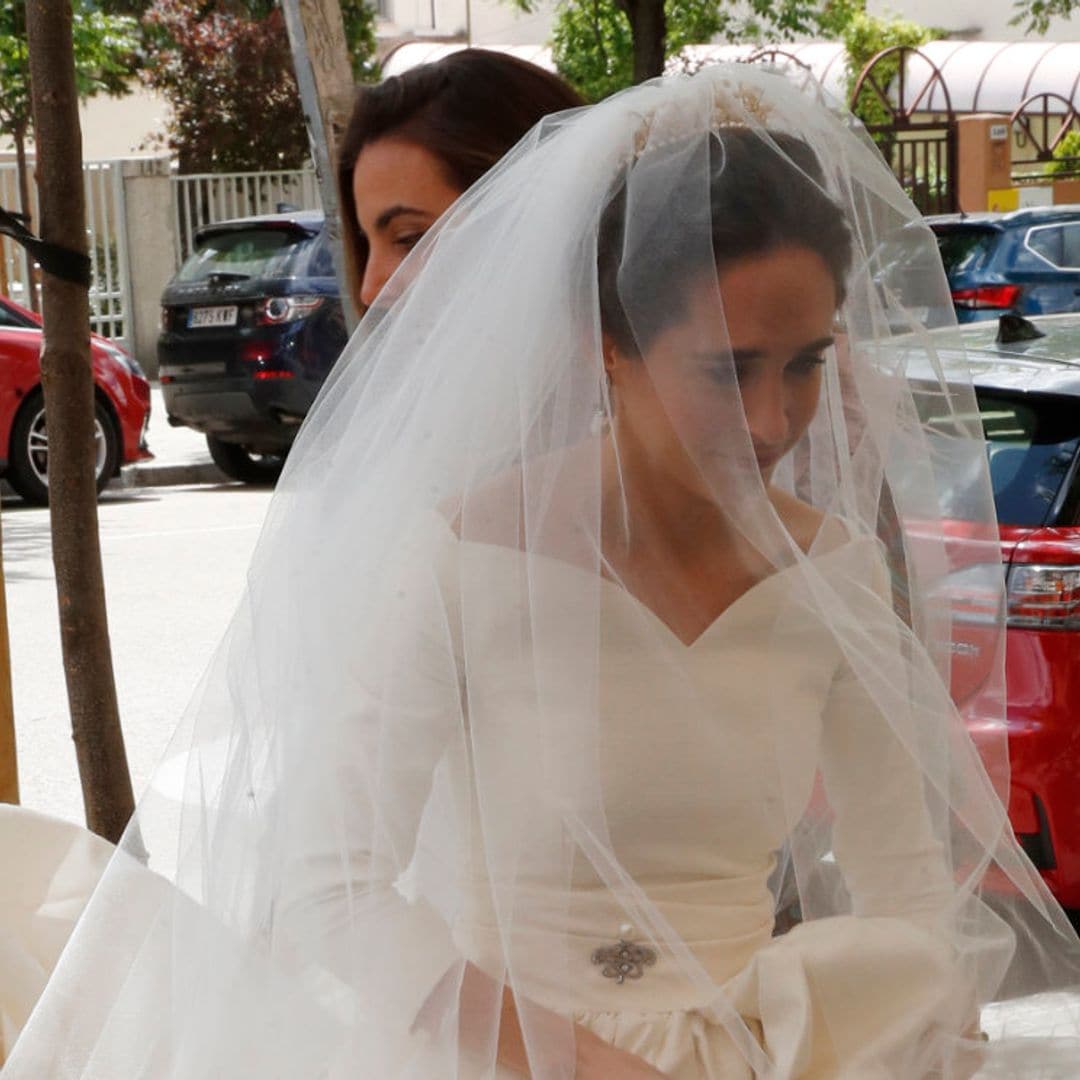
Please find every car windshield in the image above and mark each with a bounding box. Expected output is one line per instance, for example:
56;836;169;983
934;228;997;277
977;390;1080;526
177;227;313;283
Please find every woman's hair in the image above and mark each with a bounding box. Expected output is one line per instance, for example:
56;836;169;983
338;50;585;310
597;129;853;355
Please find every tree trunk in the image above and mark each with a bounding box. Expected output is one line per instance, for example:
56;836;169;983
623;0;667;85
26;0;134;843
280;0;360;330
13;123;39;315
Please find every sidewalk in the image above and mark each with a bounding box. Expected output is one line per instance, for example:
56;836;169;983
111;386;228;490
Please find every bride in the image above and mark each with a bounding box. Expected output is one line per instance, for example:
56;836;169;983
8;64;1080;1078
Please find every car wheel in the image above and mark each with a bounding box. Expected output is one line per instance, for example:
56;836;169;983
7;390;119;506
206;434;285;485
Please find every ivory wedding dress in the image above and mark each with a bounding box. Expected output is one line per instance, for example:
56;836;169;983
7;62;1080;1079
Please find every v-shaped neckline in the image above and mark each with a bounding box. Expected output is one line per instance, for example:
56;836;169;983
598;561;804;648
444;517;872;651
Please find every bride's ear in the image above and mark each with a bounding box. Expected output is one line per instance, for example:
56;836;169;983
601;331;623;387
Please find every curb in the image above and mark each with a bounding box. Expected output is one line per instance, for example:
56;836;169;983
111;461;229;490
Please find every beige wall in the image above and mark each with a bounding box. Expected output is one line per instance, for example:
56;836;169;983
0;86;170;163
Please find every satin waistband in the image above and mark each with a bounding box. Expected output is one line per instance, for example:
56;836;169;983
451;878;775;1013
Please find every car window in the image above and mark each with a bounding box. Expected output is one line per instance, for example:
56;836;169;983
0;302;33;328
977;391;1080;526
178;228;314;283
934;228;997;276
1026;225;1065;267
1064;224;1080;268
305;232;335;278
1025;223;1080;269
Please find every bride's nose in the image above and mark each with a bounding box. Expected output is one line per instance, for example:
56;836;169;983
740;370;789;450
360;246;396;309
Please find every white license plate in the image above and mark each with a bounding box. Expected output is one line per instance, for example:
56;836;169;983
188;305;238;329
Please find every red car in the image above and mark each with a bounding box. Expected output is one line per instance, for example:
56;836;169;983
0;295;152;505
924;313;1080;914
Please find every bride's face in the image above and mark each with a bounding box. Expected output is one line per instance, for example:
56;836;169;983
606;245;837;494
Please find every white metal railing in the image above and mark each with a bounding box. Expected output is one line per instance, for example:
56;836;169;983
0;158;132;347
84;162;129;343
171;168;322;266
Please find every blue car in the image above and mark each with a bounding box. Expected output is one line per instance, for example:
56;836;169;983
158;211;347;483
927;206;1080;325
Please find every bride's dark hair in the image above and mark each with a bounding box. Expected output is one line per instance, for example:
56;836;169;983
597;129;852;355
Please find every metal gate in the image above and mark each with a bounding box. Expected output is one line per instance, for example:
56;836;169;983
171;168;322;266
0;159;132;346
851;46;958;216
1010;92;1080;183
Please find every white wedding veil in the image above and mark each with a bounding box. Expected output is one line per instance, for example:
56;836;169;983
8;64;1080;1078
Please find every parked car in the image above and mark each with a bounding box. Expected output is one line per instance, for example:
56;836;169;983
895;312;1080;913
925;205;1080;324
158;211;347;483
0;295;152;505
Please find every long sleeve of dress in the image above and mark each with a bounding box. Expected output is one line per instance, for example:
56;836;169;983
818;549;955;926
272;525;465;1030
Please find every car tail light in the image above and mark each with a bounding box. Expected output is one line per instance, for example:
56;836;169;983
257;295;324;325
1006;564;1080;628
240;341;274;365
951;285;1022;310
254;370;294;380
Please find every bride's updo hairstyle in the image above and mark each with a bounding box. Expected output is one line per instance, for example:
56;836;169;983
596;129;853;356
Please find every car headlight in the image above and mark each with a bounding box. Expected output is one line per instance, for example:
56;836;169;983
99;340;146;380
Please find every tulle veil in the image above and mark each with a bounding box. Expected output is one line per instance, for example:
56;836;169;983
7;62;1080;1078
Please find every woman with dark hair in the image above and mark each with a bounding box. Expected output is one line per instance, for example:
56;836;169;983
337;49;584;310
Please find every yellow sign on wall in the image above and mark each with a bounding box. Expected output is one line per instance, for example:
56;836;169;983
987;188;1020;212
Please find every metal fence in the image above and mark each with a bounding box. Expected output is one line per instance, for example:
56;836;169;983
171;168;322;266
0;158;131;345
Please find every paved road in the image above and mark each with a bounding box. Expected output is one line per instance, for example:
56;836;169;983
4;482;272;824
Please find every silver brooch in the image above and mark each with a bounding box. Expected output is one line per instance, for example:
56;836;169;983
591;939;657;983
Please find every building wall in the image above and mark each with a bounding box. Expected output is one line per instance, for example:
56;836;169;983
0;86;170;163
378;0;557;45
381;0;1080;47
868;0;1080;41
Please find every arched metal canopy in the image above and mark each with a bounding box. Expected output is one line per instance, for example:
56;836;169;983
381;39;1080;117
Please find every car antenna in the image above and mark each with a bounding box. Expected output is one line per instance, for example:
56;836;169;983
997;313;1046;344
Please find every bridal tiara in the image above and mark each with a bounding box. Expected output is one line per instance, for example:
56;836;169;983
628;74;780;160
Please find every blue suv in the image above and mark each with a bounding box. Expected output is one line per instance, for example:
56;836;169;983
158;211;347;483
927;206;1080;324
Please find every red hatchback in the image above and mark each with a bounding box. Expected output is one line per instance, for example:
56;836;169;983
0;296;152;505
929;313;1080;913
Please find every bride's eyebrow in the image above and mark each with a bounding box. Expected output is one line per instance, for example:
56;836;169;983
374;204;430;231
793;336;835;356
696;337;836;364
